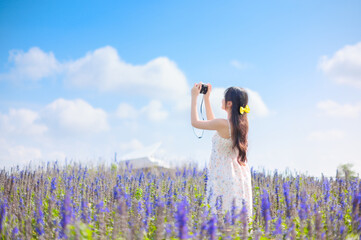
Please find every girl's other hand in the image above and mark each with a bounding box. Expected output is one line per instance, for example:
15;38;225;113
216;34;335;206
191;83;201;98
204;83;212;99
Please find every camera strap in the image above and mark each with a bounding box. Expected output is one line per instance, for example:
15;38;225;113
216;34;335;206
192;95;205;139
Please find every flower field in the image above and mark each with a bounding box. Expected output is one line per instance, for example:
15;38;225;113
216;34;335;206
0;161;360;239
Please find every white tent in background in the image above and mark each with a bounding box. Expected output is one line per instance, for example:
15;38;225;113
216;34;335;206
118;142;170;169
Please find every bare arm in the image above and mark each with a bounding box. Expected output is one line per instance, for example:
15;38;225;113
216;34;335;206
191;97;223;130
204;97;215;120
191;83;223;130
191;96;199;126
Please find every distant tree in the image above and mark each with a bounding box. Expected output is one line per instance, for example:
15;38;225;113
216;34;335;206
337;163;358;180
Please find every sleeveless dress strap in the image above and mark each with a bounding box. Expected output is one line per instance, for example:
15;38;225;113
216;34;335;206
227;118;231;138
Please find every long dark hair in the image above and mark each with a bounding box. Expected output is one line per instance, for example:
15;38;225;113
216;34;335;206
224;87;249;166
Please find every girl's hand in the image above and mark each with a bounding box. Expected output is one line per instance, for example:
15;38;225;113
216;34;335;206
191;83;201;98
204;83;212;99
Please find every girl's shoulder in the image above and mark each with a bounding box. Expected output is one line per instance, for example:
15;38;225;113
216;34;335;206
218;118;230;127
215;118;231;139
214;118;228;124
212;118;229;130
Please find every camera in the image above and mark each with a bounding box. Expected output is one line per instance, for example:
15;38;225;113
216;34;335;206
200;84;208;94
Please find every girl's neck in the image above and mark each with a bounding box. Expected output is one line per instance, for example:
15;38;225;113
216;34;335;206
226;110;232;120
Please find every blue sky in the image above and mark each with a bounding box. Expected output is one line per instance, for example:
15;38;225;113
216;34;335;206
1;0;361;177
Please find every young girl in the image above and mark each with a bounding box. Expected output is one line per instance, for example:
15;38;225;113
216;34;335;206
191;82;253;220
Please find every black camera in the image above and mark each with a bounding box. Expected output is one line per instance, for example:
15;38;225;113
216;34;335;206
200;84;208;94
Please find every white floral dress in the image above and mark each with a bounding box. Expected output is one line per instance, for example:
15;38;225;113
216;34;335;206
206;118;253;220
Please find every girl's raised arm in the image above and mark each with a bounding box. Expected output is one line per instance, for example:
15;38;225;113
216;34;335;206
191;82;223;130
204;83;215;120
204;98;215;120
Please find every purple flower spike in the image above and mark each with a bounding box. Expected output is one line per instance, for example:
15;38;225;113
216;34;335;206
275;184;280;208
50;177;57;194
231;198;238;225
207;213;217;240
12;226;19;239
165;223;172;238
240;199;248;221
323;179;330;203
35;196;45;235
224;210;231;225
298;190;308;221
215;195;223;211
81;198;90;223
200;209;208;236
283;182;291;218
340;225;345;235
0;199;7;233
273;214;282;235
60;193;72;238
176;198;189;239
261;189;271;233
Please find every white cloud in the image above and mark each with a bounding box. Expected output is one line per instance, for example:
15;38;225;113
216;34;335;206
46;151;67;161
140;100;168;121
209;87;228;118
0;138;69;169
116;100;168;121
317;100;361;118
230;60;251;70
0;47;61;82
119;139;144;152
245;88;270;117
0;108;48;135
63;46;189;103
308;129;346;141
116;103;138;119
318;41;361;88
43;98;109;133
0;46;190;111
0;138;43;168
209;87;270;118
8;145;42;162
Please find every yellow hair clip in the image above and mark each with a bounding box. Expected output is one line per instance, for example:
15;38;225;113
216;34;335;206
239;105;250;115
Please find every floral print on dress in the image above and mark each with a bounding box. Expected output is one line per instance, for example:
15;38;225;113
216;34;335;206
206;120;253;222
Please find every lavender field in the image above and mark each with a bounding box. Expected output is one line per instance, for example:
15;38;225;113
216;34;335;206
0;161;360;240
